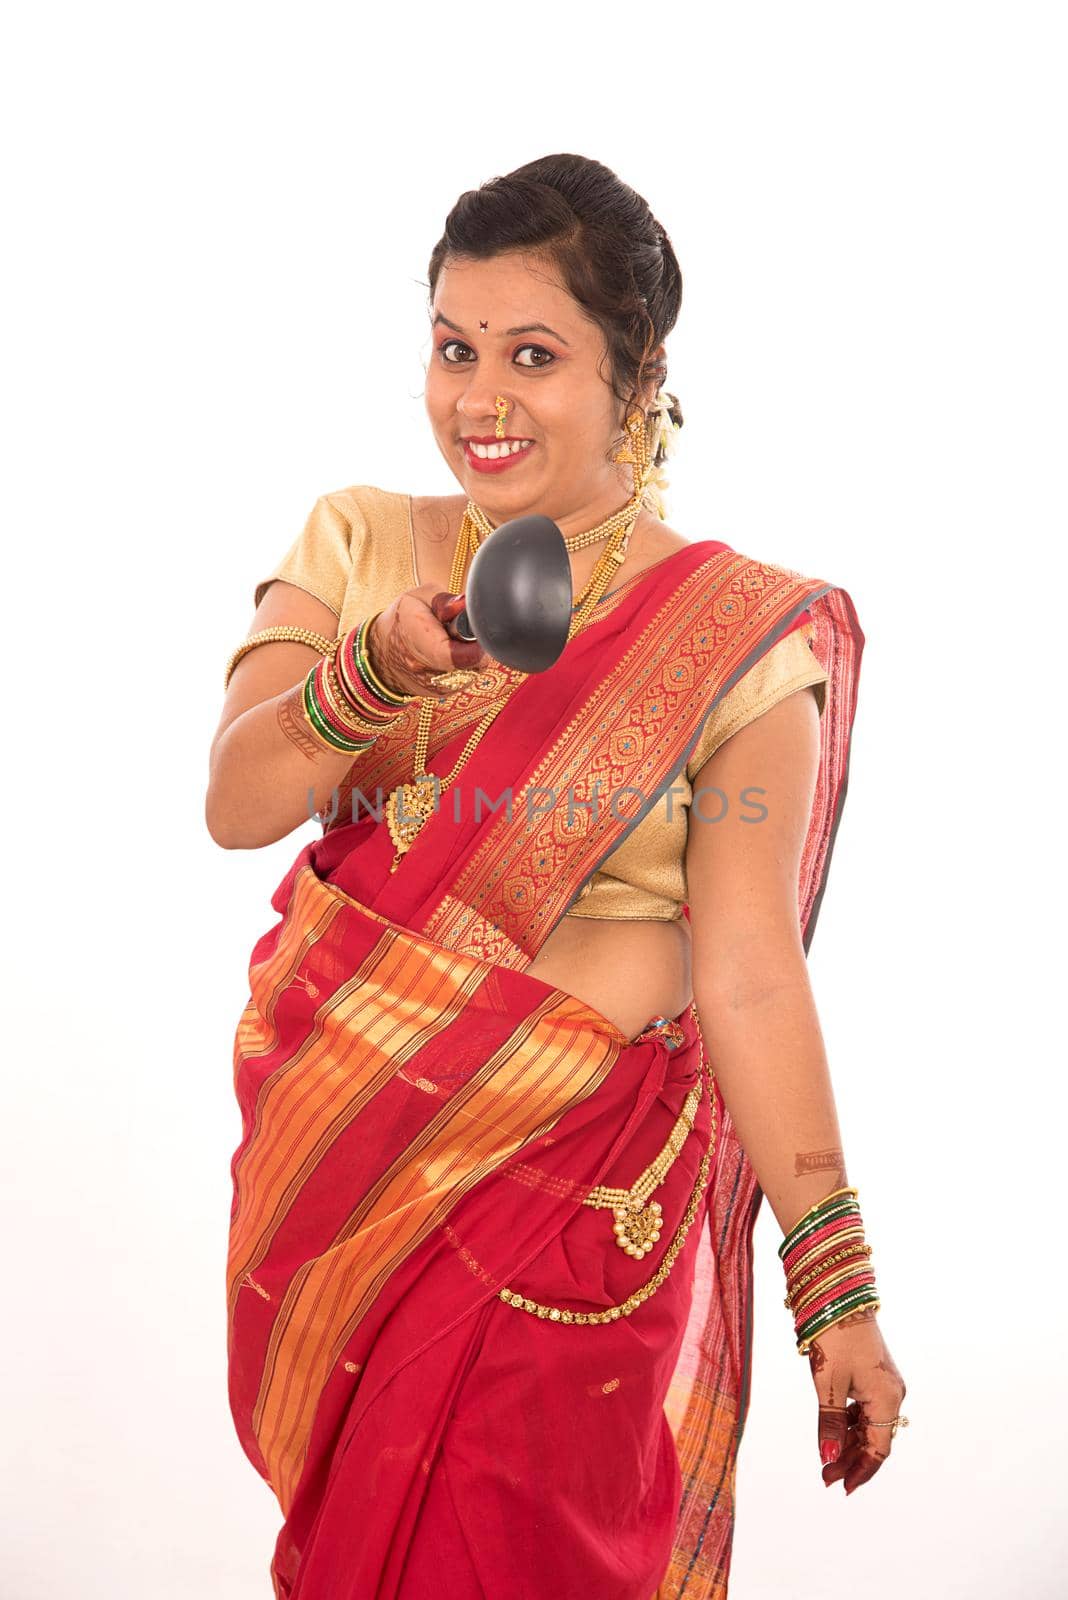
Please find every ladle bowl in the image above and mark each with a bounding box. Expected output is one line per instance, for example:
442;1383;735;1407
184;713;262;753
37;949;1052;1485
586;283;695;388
447;513;572;674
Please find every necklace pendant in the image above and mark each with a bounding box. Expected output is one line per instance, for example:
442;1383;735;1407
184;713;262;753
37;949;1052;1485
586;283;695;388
611;1200;663;1258
386;780;436;867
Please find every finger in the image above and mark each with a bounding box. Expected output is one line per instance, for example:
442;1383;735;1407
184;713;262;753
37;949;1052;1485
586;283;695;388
823;1401;892;1493
424;594;489;671
442;636;489;672
809;1337;851;1468
429;591;468;623
845;1398;897;1492
821;1401;864;1485
823;1436;863;1486
817;1404;848;1467
843;1445;888;1495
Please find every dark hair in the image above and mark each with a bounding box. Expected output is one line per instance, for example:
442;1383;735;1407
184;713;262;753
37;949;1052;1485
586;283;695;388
427;153;684;466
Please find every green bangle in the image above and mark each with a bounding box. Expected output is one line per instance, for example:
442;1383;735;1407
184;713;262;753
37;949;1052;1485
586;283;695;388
779;1200;861;1260
303;675;368;753
796;1287;880;1352
355;615;414;708
302;666;377;754
779;1188;860;1257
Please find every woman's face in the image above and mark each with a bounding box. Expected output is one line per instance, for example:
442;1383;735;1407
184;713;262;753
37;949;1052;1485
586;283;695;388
424;251;634;524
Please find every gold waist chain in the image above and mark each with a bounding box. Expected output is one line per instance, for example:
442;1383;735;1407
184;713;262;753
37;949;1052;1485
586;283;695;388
583;1077;703;1258
497;1023;717;1327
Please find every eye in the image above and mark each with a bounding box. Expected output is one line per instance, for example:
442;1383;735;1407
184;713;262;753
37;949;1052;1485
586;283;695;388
436;338;555;368
514;345;555;368
439;338;475;364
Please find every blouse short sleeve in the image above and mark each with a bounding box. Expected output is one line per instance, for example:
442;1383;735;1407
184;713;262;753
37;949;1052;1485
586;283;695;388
685;619;828;782
253;493;357;617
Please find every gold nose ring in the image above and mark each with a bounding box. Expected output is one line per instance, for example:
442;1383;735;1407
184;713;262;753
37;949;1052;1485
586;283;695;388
494;395;508;440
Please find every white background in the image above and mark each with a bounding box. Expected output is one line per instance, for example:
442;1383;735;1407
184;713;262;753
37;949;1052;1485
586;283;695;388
3;3;1065;1596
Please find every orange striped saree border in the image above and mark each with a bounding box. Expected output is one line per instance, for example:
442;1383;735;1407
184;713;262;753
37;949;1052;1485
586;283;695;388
234;860;345;1064
227;862;628;1514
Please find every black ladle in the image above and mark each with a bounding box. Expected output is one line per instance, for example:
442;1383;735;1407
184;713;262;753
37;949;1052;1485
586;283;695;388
444;513;573;674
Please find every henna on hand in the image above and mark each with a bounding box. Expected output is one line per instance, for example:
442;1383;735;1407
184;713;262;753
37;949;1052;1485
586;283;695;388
822;1400;890;1493
368;591;487;700
794;1148;848;1189
808;1340;839;1407
809;1313;906;1492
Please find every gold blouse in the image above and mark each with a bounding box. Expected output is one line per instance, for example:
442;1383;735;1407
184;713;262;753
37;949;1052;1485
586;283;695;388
255;485;829;923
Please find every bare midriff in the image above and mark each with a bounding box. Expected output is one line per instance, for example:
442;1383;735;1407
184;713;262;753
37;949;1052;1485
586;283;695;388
524;912;694;1046
411;495;697;1047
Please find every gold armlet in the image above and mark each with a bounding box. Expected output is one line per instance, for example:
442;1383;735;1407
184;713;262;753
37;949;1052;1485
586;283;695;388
225;626;338;688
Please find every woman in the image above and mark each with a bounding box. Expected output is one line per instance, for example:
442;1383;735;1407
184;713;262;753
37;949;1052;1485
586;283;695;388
209;154;907;1599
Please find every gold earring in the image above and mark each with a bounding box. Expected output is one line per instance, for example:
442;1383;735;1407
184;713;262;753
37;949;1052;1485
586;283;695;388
614;406;652;499
494;395;508;439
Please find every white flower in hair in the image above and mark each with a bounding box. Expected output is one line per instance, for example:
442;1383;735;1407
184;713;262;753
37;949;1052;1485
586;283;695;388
650;388;681;462
640;389;680;518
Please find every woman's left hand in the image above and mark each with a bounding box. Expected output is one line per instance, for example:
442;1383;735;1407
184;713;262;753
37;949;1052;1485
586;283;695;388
807;1309;908;1494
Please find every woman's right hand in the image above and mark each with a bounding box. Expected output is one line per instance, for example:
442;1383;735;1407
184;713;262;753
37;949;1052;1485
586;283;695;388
207;582;494;851
367;586;492;700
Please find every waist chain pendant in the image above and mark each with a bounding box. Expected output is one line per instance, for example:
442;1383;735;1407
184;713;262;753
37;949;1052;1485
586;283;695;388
613;1200;663;1258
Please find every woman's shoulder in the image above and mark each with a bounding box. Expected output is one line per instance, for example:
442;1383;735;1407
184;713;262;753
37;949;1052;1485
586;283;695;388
315;484;424;561
316;482;413;526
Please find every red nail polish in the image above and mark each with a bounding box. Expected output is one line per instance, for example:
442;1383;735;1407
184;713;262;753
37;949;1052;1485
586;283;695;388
820;1440;841;1465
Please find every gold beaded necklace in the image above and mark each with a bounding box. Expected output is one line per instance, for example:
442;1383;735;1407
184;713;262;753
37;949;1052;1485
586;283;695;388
385;415;653;873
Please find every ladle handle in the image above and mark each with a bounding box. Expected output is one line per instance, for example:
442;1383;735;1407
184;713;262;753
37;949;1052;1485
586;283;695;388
442;594;478;643
428;589;479;644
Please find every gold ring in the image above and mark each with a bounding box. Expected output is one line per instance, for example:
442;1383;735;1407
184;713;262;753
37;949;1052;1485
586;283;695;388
429;669;479;691
867;1415;910;1437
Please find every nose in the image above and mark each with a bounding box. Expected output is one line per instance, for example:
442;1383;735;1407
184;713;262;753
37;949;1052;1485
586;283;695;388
455;370;510;428
456;389;498;427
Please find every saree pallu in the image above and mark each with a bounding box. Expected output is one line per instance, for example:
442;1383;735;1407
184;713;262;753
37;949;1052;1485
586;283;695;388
226;538;864;1598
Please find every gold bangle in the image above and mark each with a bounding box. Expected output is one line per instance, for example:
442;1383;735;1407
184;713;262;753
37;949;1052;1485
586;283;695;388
300;661;376;757
321;654;389;739
789;1260;874;1319
784;1240;872;1304
784;1228;868;1288
357;612;418;705
335;644;408;729
225;626;337;688
782;1186;859;1243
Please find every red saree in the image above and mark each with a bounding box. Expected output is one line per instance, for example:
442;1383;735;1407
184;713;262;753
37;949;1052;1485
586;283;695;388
226;538;864;1598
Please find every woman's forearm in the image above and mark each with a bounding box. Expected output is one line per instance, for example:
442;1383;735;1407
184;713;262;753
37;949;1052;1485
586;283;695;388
695;944;849;1238
206;679;361;849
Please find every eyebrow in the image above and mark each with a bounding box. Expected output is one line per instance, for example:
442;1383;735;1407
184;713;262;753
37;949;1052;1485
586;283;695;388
431;312;570;347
